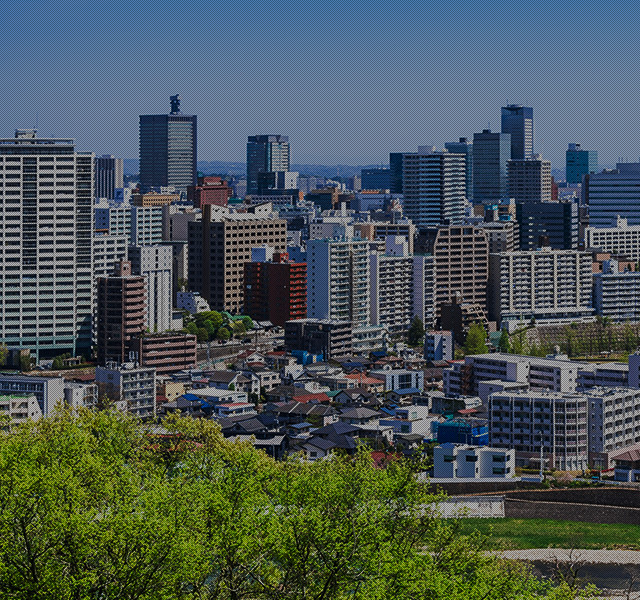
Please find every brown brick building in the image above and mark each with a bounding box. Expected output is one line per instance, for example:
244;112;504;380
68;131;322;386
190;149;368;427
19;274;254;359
188;206;287;313
135;332;197;376
187;176;231;209
96;261;146;365
244;252;307;326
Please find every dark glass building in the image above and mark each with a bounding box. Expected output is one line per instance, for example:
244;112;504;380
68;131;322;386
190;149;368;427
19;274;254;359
472;130;511;202
139;96;197;193
516;201;578;250
501;104;533;160
246;135;290;196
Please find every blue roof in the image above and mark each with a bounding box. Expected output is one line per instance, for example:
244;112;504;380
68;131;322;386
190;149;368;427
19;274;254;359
392;387;421;395
379;406;395;416
290;421;313;429
181;393;201;402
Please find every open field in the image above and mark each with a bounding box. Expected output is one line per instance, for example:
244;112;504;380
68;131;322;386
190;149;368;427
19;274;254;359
458;518;640;550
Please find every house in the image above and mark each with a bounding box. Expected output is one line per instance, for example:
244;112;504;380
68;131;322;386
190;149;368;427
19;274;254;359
337;407;381;426
228;434;288;460
213;402;257;418
387;387;422;403
611;444;640;482
202;370;257;394
333;388;378;406
369;368;424;393
241;367;281;392
295;437;337;461
379;407;443;438
344;372;385;393
189;388;249;406
262;401;337;427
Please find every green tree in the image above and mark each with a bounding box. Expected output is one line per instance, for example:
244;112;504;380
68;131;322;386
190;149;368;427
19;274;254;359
463;322;488;355
185;321;198;336
407;316;425;346
197;327;209;343
233;321;246;337
216;327;231;341
0;409;586;600
498;328;511;353
203;319;216;337
0;343;8;367
241;316;253;330
209;310;223;330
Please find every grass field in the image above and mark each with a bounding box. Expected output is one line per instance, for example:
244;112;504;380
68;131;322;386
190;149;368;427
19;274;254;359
457;518;640;550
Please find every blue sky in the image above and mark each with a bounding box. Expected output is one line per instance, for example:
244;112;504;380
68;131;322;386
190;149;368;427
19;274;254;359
3;0;638;169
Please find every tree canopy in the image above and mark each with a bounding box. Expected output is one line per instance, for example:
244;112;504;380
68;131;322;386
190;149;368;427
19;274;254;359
0;410;587;600
407;316;425;346
463;322;489;355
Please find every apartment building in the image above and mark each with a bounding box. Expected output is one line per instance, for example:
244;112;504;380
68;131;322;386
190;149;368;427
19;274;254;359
585;217;640;261
95;363;156;418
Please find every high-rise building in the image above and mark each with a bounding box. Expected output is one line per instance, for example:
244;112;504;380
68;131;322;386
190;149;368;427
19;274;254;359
188;206;287;313
246;135;290;196
472;130;511;202
0;130;93;359
96;260;146;366
307;236;371;328
584;163;640;227
566;143;598;185
501;104;533;160
139;95;197;193
421;225;489;322
444;137;473;200
128;244;173;334
507;155;551;203
95;200;163;245
244;250;307;326
95;155;123;200
369;236;413;332
402;147;466;228
389;152;404;193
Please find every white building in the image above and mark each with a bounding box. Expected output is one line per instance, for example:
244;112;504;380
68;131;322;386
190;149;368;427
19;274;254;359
369;236;413;332
488;248;594;330
368;368;424;392
128;244;173;333
63;382;98;410
0;374;65;417
424;330;453;362
433;444;516;478
95;363;156;418
411;254;435;327
0;130;94;359
489;390;589;470
593;259;640;322
307;237;370;328
0;393;43;426
585;216;640;261
95;199;163;246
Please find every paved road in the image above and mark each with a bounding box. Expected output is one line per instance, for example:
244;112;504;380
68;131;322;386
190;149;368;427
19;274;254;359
494;548;640;564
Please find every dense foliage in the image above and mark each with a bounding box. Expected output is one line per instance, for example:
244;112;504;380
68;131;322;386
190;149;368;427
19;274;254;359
463;322;489;355
0;410;592;599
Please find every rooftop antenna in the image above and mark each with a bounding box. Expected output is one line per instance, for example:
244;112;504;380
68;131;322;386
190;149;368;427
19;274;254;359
170;94;181;115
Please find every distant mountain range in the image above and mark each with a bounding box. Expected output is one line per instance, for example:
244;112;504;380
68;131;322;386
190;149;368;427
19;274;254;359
122;159;387;179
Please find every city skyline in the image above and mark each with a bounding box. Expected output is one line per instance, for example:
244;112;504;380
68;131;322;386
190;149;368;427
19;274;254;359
3;0;640;169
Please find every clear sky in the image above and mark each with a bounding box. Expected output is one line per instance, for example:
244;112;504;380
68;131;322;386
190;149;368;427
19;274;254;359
3;0;638;169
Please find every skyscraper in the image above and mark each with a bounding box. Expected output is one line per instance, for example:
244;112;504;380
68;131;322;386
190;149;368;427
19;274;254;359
507;155;552;203
0;129;94;359
444;137;473;201
246;135;290;196
94;154;123;199
402;147;466;228
139;95;197;193
472;130;511;202
501;104;533;160
566;143;598;184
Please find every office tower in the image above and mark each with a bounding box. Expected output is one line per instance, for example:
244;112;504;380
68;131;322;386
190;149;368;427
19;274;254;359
472;130;511;202
244;250;307;326
128;244;173;333
360;168;391;191
246;135;290;196
584;163;640;227
488;248;593;329
307;237;371;328
188;206;287;313
501;104;533;160
566;143;598;184
422;225;489;322
445;137;473;200
516;201;578;250
402;147;466;228
188;176;231;208
0;129;93;359
139;95;197;193
256;170;298;195
507;155;551;203
95;155;123;199
369;236;413;332
96;260;146;366
389;152;404;193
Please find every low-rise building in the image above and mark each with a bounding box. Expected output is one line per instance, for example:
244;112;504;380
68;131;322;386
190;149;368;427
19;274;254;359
95;363;156;418
0;374;65;417
0;393;43;426
424;330;453;362
135;332;197;377
433;443;516;478
284;319;353;360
